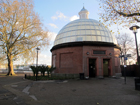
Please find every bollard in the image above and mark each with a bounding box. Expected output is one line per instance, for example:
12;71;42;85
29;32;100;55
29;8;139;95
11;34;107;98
25;74;27;79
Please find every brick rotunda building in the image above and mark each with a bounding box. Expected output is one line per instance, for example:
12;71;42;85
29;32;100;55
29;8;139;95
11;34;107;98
51;7;121;78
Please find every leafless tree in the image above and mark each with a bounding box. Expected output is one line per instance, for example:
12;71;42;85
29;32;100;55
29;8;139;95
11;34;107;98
116;33;136;65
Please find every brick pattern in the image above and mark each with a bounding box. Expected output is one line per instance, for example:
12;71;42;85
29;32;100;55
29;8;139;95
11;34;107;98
51;46;120;77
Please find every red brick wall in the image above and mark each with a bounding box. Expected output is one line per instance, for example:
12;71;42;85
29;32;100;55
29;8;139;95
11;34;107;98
114;48;121;73
82;46;115;77
60;52;73;68
51;46;121;77
52;46;83;74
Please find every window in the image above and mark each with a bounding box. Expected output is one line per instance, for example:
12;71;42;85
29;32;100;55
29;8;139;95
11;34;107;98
102;37;106;41
91;30;96;35
70;37;75;42
86;36;92;41
100;31;105;35
85;26;90;29
86;30;91;34
77;30;81;35
53;55;56;67
81;30;86;35
76;37;83;41
97;36;102;41
95;26;99;29
97;31;100;35
93;50;106;54
71;31;75;35
90;26;95;29
78;26;81;29
92;36;96;41
81;26;85;29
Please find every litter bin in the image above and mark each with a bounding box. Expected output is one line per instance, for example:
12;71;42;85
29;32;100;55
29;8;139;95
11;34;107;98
79;73;84;80
25;74;27;79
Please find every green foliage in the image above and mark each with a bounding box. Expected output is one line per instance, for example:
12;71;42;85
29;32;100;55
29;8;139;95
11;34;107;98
49;66;56;73
40;65;49;76
30;66;36;76
30;65;56;78
30;65;40;76
47;66;56;78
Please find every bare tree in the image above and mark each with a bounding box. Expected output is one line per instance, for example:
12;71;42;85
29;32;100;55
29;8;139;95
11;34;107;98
116;33;136;65
99;0;140;26
0;0;50;75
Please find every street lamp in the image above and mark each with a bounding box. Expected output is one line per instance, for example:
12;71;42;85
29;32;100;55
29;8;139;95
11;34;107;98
129;25;140;65
36;47;40;66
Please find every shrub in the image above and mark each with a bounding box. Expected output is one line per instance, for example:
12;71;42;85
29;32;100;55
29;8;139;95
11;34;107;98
30;66;36;77
47;66;56;78
40;65;49;76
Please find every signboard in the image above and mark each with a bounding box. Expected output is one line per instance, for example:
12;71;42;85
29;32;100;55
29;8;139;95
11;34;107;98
119;54;131;58
126;54;131;57
119;55;124;58
93;50;106;54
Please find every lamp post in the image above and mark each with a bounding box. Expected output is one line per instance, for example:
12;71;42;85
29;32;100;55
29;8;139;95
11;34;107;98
35;47;40;81
36;47;40;67
129;25;140;65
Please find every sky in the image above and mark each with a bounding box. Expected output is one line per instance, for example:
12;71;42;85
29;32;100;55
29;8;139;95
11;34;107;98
15;0;140;65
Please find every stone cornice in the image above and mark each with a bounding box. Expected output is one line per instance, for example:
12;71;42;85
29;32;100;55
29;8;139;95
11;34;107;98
50;41;121;52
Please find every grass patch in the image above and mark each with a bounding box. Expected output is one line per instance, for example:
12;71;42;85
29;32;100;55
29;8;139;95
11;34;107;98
0;74;7;76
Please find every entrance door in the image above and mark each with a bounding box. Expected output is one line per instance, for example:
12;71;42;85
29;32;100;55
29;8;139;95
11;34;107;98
103;59;110;77
89;59;96;77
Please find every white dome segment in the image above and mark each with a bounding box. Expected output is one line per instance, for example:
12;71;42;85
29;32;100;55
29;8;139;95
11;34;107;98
54;19;117;46
54;7;117;46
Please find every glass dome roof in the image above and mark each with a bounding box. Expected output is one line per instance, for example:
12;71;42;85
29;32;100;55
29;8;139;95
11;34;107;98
54;19;117;46
54;7;117;46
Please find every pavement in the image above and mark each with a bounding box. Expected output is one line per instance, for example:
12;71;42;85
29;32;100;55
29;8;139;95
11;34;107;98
0;73;140;105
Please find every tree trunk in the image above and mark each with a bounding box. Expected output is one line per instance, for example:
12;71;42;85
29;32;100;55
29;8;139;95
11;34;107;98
43;72;45;76
47;72;49;78
7;56;15;76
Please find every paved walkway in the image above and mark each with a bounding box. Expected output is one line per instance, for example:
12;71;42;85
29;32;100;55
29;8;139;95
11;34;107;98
0;74;140;105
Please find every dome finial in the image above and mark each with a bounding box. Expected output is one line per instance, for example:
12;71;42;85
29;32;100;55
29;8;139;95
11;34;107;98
83;3;85;10
79;6;89;19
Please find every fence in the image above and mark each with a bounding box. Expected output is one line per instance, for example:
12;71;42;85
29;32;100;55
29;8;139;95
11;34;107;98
121;65;140;77
25;72;80;81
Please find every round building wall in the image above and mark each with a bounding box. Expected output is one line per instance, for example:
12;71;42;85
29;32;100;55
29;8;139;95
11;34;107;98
51;43;121;78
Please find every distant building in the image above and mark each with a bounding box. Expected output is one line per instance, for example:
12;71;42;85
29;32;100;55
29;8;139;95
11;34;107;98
0;64;7;69
13;64;48;70
51;7;121;78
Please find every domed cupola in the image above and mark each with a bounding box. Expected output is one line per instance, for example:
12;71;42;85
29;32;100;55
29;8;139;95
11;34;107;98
79;6;89;19
52;7;118;49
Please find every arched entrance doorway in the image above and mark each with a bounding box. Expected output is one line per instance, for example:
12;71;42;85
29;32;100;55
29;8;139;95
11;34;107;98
103;59;110;77
89;59;96;77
